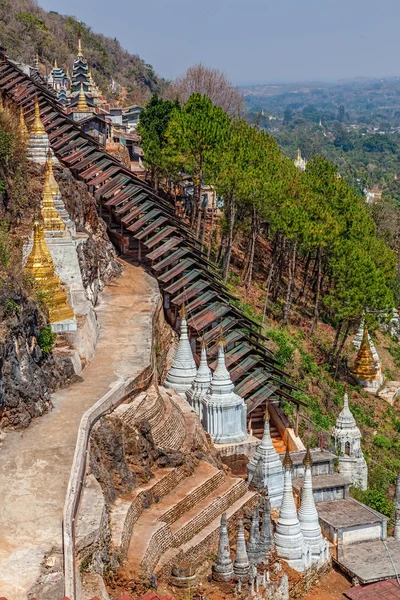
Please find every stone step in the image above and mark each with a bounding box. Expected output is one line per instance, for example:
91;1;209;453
156;489;258;577
111;465;190;559
152;395;186;450
125;461;227;571
170;477;248;547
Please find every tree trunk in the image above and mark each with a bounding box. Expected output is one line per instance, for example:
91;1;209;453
261;262;275;330
283;239;297;325
207;201;215;261
297;250;311;304
334;321;351;378
222;198;236;283
243;204;258;290
200;202;207;251
309;247;321;336
328;320;343;365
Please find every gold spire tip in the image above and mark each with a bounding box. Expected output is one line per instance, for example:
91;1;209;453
201;336;207;350
179;303;187;319
31;95;46;135
217;325;226;347
264;404;270;422
283;446;293;469
303;445;313;468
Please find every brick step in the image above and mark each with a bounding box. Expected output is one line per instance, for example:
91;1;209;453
152;395;186;450
156;489;258;577
123;388;165;429
125;462;225;570
170;478;248;547
110;466;189;559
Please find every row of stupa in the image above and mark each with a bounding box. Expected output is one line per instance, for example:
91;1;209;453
213;448;330;574
164;307;248;444
15;96;87;333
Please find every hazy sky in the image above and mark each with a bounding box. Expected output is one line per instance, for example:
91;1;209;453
38;0;400;85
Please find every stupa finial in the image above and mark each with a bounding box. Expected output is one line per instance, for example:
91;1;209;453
76;83;89;112
303;446;313;468
31;95;46;135
283;446;293;470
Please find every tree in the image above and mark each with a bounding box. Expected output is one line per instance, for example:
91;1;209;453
137;94;180;189
166;93;230;237
166;64;244;117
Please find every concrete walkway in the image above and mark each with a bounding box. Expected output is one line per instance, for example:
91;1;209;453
0;262;159;600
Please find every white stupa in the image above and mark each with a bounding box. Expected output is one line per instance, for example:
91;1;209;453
274;449;312;572
298;448;330;564
186;338;211;420
164;305;197;396
201;331;248;444
332;393;368;490
247;408;284;508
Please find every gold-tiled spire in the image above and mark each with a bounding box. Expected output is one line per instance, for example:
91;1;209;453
303;446;313;467
31;95;46;135
77;31;83;57
179;303;187;319
352;326;377;380
19;105;28;139
41;161;66;233
45;149;61;197
283;446;293;470
25;221;74;323
76;83;89;112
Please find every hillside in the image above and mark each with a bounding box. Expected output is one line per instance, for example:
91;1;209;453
0;0;166;105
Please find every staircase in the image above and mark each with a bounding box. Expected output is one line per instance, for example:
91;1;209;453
124;460;256;578
250;403;287;453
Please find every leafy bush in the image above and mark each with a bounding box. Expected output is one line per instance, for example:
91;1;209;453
266;328;295;367
352;488;394;519
3;299;20;318
37;325;56;355
373;434;393;450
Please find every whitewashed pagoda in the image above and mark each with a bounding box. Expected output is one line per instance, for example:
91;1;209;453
201;331;248;444
164;305;197;395
294;149;307;171
332;392;368;490
274;449;311;572
298;448;330;564
247;408;284;507
186;338;211;420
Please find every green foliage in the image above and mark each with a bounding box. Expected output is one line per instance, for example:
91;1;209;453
373;434;393;450
3;299;20;318
37;325;56;355
265;328;295;367
352;488;394;519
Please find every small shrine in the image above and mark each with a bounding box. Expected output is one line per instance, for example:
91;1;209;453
201;331;248;445
164;305;197;395
274;449;312;572
186;338;211;420
352;327;383;391
294;148;307;171
332;392;368;490
247;408;284;508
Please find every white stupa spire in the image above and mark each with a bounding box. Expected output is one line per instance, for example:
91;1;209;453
247;407;284;507
332;392;368;490
298;448;329;564
164;305;197;396
201;329;248;444
274;449;311;572
186;338;211;419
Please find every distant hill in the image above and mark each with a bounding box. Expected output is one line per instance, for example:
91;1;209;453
0;0;166;105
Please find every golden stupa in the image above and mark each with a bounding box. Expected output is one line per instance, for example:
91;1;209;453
76;83;89;112
31;95;46;135
25;221;74;323
352;327;378;381
45;149;61;198
41;159;66;234
19;105;29;139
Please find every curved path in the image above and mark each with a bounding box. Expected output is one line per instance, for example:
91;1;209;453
0;261;158;600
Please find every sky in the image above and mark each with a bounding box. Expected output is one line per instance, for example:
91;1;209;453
38;0;400;85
